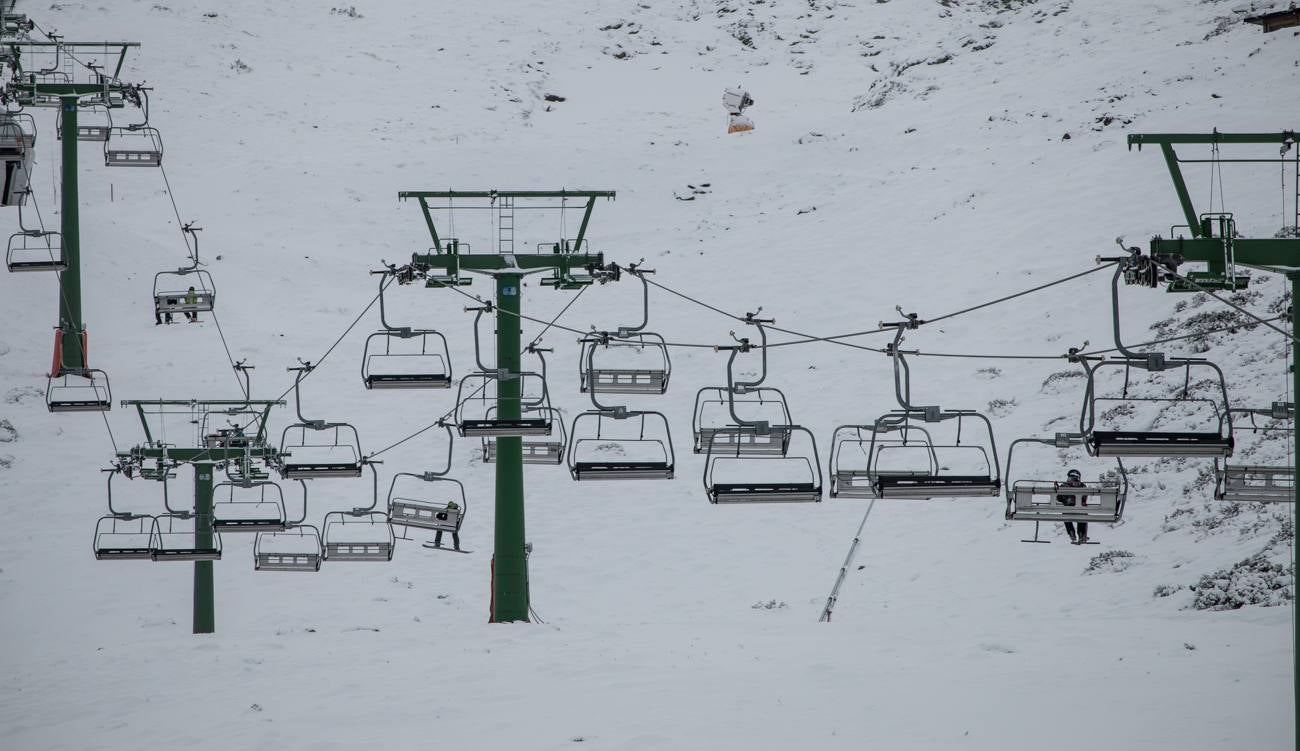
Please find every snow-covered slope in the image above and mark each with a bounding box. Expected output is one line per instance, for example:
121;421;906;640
1;1;1297;749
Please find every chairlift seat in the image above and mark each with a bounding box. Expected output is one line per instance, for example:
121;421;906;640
709;482;820;504
7;232;66;272
213;503;286;533
696;425;791;456
93;515;155;560
1216;464;1294;503
254;528;323;572
390;499;463;534
1007;482;1122;523
365;371;452;389
484;437;565;464
46;370;112;413
459;418;552;438
583;368;668;395
151;516;222;561
280;445;363;479
323;512;395;562
154;290;215;314
77;125;111;142
573;460;674;481
105;127;163;167
831;469;878;499
1089;430;1232;458
875;474;1000;499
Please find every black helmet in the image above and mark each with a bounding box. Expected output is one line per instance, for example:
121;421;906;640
1066;469;1082;480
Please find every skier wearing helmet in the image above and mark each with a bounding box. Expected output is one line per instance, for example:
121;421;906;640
1057;468;1089;544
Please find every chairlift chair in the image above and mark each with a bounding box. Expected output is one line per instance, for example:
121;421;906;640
212;481;287;532
321;462;395;561
361;329;452;389
1081;262;1235;458
57;101;112;142
153;268;215;319
150;513;222;561
704;425;823;503
577;270;672;394
483;406;567;465
322;511;395;561
1215;404;1294;502
864;411;1001;499
1004;433;1127;525
278;363;365;479
828;423;938;499
93;514;156;559
361;271;453;388
568;409;675;481
46;368;112;412
104;125;163;167
578;333;672;395
7;230;65;272
692;386;794;455
254;525;323;572
1081;358;1234;458
389;473;468;538
454;371;554;437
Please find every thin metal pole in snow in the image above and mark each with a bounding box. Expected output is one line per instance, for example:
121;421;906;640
819;498;877;623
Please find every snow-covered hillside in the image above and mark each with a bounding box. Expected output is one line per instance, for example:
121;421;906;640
1;1;1297;749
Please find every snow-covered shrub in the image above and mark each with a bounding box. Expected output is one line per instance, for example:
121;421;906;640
1187;554;1294;610
1084;549;1137;574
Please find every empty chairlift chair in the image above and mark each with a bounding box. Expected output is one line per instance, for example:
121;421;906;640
578;332;672;395
693;386;793;455
705;425;823;503
7;230;65;272
321;462;395;562
212;480;287;532
454;371;554;437
1081;358;1234;458
1004;433;1127;532
361;273;452;389
278;362;364;479
828;423;937;499
254;480;323;572
46;368;112;413
483;406;567;464
93;468;157;560
57;101;112;142
150;513;222;561
1216;403;1294;502
1082;262;1234;459
864;412;1001;499
569;411;676;481
104;124;163;167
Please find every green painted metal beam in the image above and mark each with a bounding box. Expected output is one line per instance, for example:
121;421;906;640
1160;143;1203;238
14;82;131;96
1150;237;1300;271
56;98;83;372
399;190;615;200
411;251;603;271
192;463;215;634
571;196;596;253
1129;132;1298;148
491;274;529;623
122;447;279;463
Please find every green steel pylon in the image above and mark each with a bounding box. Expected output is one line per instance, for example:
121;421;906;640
399;189;613;622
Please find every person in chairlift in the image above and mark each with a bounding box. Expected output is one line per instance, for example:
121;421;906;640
1057;468;1089;544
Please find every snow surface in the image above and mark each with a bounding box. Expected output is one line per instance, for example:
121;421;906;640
1;0;1298;749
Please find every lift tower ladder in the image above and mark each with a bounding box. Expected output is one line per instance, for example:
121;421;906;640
399;189;611;623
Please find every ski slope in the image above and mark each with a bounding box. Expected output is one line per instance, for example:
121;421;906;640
1;1;1298;749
